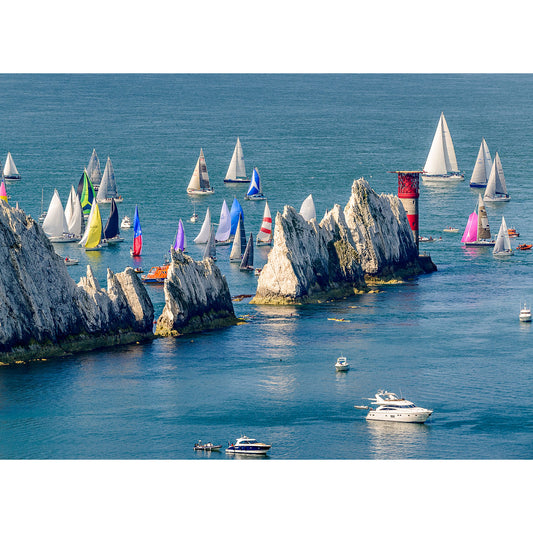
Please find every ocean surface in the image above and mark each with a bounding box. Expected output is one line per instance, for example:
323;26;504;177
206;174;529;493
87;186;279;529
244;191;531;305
1;74;532;460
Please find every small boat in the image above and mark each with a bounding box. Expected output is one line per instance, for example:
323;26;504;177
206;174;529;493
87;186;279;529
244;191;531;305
355;390;433;423
96;157;123;203
422;112;464;183
189;202;198;223
256;201;273;246
224;137;250;183
484;152;510;202
141;264;169;283
443;227;459;233
469;138;492;188
193;440;222;452
299;194;316;221
239;232;254;271
187;148;214;195
133;267;144;274
327;318;351;322
519;303;532;322
225;436;271;455
244;167;266;200
121;215;132;229
86;148;103;190
418;236;434;242
461;194;495;247
254;268;262;276
2;152;21;180
215;200;232;245
517;244;532;250
493;216;514;257
63;257;79;265
508;228;519;238
335;356;350;372
130;205;142;257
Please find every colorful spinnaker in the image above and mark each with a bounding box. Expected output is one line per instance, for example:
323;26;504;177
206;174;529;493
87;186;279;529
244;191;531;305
0;179;8;203
131;205;142;256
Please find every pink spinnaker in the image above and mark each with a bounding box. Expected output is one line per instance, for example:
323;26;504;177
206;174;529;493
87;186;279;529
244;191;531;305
461;212;478;243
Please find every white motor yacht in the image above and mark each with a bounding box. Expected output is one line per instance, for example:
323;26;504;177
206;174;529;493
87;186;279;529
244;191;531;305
355;390;433;423
120;216;132;229
519;303;532;322
335;356;350;372
225;436;271;455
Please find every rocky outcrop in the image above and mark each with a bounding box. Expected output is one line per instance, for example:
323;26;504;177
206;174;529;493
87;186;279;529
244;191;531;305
155;249;239;336
252;178;436;305
251;204;365;304
0;203;154;364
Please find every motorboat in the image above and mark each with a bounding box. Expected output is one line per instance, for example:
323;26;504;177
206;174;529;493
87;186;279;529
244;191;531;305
225;436;271;455
335;356;350;372
517;244;532;251
194;440;222;452
121;216;132;229
355;390;433;423
519;303;532;322
141;264;169;283
63;257;79;265
443;227;459;233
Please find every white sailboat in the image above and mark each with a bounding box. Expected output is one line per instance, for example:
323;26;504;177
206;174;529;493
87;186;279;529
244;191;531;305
203;225;217;261
187;148;214;195
493;216;514;256
42;189;78;242
86;148;102;190
230;215;246;262
194;207;211;244
483;152;510;202
299;194;316;221
2;152;21;180
256;201;273;246
215;200;232;245
64;185;83;238
422;112;464;183
224;137;250;183
96;157;123;203
469;138;492;188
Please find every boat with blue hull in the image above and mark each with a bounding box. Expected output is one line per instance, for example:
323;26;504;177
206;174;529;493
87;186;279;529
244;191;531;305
225;436;271;455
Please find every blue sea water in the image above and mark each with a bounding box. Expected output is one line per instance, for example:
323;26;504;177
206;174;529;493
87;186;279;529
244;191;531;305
0;74;532;460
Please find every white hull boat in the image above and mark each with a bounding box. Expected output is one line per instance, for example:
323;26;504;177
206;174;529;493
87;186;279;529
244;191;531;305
519;303;532;322
335;356;350;372
225;436;271;455
355;390;433;423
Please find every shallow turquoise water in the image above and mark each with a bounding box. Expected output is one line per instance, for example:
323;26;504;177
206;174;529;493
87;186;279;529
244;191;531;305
0;74;532;459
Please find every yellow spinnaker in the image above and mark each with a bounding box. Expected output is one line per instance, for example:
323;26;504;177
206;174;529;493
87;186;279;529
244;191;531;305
85;202;102;249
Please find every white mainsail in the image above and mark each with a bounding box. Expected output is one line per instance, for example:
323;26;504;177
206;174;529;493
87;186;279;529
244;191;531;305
257;201;273;245
493;216;513;255
230;217;243;262
3;152;20;178
187;148;213;193
42;189;69;239
87;149;102;187
423;112;461;177
299;194;316;221
194;207;211;244
97;157;118;201
224;137;247;181
65;185;83;237
215;200;231;242
484;152;510;202
470;138;492;187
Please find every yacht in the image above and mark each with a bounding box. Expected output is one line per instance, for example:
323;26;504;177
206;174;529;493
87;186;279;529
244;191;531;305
335;356;350;372
120;216;132;229
193;440;222;451
225;436;271;455
519;303;532;322
355;390;433;423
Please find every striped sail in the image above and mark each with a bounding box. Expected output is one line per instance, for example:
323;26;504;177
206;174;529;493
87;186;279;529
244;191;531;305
257;201;272;244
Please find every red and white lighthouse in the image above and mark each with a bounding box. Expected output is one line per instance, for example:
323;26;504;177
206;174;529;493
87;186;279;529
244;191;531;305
393;171;420;250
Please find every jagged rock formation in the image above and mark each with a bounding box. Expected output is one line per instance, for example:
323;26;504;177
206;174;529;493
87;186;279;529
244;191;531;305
252;178;436;305
155;249;239;336
0;202;154;364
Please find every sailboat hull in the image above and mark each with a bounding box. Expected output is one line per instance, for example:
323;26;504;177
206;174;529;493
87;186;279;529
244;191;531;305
187;188;214;195
97;197;123;203
244;194;266;201
422;173;464;182
463;240;495;247
484;196;510;202
3;176;21;181
469;183;486;188
224;178;251;183
256;240;272;246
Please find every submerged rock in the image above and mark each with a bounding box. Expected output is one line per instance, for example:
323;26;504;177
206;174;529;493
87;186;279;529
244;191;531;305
252;178;436;305
155;249;239;336
0;202;154;364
